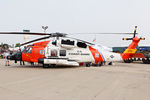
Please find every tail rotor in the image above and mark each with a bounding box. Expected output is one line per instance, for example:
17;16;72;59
122;26;145;41
133;26;137;38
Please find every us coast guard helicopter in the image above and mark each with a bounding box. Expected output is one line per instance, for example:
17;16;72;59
0;26;145;68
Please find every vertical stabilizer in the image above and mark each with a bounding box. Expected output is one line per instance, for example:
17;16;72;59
121;26;145;60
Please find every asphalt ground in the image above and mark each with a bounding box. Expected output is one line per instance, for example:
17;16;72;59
0;59;150;100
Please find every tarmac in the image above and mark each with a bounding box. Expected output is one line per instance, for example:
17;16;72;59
0;59;150;100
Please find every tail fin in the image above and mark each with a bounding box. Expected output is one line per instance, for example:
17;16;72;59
121;26;145;60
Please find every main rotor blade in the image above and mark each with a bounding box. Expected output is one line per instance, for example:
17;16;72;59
68;33;138;35
0;32;50;35
20;36;51;46
0;32;137;36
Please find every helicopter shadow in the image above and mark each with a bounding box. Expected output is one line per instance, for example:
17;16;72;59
10;64;80;69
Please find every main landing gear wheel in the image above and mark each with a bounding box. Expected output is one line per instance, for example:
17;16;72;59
43;64;49;68
86;63;92;67
108;62;112;65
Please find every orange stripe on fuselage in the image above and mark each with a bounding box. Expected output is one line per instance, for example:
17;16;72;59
89;46;104;64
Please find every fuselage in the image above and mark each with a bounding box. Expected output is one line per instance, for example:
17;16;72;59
9;36;141;67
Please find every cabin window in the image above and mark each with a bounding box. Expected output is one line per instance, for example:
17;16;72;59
77;42;87;48
61;39;74;45
60;50;66;56
24;47;32;53
51;49;57;57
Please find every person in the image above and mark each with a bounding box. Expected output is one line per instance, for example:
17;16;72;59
4;50;10;66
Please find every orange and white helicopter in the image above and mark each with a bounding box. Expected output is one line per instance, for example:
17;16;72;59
0;26;145;68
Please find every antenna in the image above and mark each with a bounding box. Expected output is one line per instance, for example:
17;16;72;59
42;26;48;33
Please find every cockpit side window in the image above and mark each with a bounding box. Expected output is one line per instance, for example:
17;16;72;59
24;47;32;53
77;42;87;48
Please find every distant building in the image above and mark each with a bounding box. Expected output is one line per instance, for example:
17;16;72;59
113;46;150;58
113;46;150;53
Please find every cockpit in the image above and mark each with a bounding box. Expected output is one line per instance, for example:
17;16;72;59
23;47;32;53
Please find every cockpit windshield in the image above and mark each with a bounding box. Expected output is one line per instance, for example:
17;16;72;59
24;47;32;53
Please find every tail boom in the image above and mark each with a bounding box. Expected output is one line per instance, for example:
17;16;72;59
121;37;141;60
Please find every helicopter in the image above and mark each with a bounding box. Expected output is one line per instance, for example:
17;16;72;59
0;26;145;68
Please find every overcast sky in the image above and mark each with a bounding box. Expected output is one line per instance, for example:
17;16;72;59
0;0;150;47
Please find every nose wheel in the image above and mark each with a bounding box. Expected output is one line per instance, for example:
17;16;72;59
86;62;92;67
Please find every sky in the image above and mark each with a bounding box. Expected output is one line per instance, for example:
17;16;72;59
0;0;150;47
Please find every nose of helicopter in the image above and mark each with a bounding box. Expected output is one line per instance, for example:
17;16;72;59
7;51;22;61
